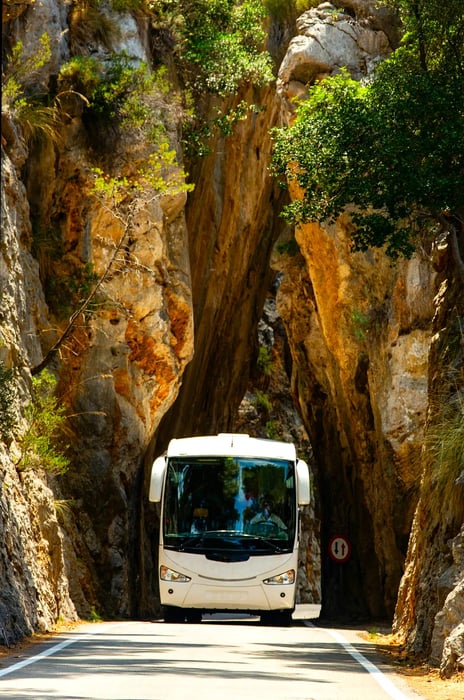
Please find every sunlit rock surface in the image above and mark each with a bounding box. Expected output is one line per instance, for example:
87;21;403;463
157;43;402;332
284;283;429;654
274;0;463;673
1;0;193;629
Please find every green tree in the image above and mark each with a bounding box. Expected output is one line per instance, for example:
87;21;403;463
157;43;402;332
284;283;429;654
272;0;464;266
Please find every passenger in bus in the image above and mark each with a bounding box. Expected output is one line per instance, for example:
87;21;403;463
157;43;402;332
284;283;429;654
190;500;209;533
249;496;287;533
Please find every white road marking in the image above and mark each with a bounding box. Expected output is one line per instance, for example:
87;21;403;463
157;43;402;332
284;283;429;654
0;623;112;678
324;627;412;700
1;618;418;699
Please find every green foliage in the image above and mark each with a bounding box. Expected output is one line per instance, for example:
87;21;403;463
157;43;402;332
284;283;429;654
176;0;273;96
90;55;153;123
110;0;148;12
263;0;294;20
271;0;464;259
46;263;100;319
382;0;464;73
266;0;317;20
263;0;320;17
275;238;300;256
89;606;103;622
0;363;16;442
59;54;164;129
2;33;51;107
255;389;272;413
183;101;266;157
91;144;195;200
257;346;273;376
148;0;274;155
2;33;63;143
59;54;192;188
58;55;102;98
17;371;69;474
351;309;370;341
150;0;273;96
265;419;279;440
59;55;193;196
426;395;464;488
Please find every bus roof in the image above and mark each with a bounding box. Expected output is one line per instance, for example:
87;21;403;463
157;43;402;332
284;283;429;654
166;433;297;461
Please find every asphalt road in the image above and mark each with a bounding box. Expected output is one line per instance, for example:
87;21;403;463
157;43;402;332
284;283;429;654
0;605;425;699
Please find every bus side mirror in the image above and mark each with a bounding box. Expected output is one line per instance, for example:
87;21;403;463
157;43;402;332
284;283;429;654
149;455;167;502
296;459;310;505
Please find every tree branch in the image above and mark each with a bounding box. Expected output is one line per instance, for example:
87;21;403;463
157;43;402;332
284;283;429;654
31;209;133;376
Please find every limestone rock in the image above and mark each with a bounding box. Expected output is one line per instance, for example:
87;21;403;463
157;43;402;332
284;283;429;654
2;0;193;622
274;4;435;620
277;1;393;117
430;529;464;675
440;621;464;678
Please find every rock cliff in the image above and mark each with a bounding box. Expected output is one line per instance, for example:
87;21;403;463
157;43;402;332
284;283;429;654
1;0;462;678
273;0;463;675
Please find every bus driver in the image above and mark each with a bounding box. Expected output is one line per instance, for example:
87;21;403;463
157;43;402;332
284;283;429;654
249;496;287;533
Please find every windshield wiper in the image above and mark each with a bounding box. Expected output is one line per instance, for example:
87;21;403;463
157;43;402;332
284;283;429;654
245;537;284;553
177;533;208;550
177;531;285;553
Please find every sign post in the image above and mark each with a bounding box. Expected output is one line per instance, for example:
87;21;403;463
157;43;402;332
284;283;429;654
328;534;351;564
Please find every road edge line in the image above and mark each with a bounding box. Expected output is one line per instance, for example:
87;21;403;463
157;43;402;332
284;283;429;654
0;623;116;679
323;627;416;700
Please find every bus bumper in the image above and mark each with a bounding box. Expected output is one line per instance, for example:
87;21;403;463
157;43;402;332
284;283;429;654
159;579;295;613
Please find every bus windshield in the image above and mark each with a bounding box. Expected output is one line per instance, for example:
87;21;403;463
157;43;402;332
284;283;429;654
163;456;296;555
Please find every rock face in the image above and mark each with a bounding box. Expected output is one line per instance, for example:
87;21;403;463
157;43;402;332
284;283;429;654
1;120;78;641
393;276;464;674
274;0;463;670
1;0;193;629
154;86;283;445
274;219;435;619
430;528;464;677
274;0;432;621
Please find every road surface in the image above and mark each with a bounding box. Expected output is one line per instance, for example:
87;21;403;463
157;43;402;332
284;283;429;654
0;605;425;699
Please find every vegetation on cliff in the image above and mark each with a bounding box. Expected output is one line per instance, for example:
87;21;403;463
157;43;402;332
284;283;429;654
272;0;464;264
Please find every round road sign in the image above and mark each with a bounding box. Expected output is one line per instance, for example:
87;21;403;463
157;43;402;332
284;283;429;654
328;534;351;563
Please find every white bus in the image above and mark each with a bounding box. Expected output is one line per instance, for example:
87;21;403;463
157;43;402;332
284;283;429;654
149;433;310;624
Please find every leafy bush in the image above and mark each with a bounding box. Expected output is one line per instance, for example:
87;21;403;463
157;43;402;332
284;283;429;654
153;0;273;96
151;0;274;154
275;238;300;256
59;53;163;129
263;0;317;20
17;370;69;474
2;33;63;143
2;33;51;108
58;55;102;99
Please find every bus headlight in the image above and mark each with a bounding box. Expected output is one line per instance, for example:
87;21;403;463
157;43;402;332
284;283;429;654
263;569;295;585
160;565;191;582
